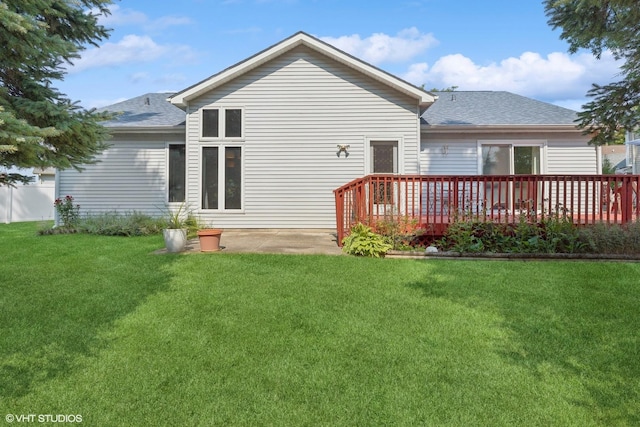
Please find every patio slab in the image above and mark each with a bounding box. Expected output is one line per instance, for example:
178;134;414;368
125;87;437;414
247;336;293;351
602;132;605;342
161;229;344;255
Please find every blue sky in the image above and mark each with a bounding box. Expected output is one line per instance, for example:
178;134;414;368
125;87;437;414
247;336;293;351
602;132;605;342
58;0;622;111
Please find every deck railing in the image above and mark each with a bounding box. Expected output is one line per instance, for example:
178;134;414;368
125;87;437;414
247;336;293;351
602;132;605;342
334;174;640;245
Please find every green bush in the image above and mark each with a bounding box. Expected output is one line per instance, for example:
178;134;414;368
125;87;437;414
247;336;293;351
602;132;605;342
342;223;392;257
54;195;80;229
577;221;640;254
438;216;640;254
373;215;424;250
76;211;165;236
439;216;587;254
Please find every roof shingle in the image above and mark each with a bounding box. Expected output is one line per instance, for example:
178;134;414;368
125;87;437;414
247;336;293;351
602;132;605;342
422;91;579;126
98;93;185;128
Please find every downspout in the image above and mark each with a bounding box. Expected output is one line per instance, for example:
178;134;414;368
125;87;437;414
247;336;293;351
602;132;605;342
416;102;422;175
595;144;602;174
54;168;60;226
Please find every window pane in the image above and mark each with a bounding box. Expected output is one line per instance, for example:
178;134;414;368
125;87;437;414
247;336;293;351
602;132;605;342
482;145;510;209
168;145;185;202
514;146;540;174
202;109;219;138
202;147;219;209
225;147;242;209
482;145;510;175
225;109;242;138
371;141;397;173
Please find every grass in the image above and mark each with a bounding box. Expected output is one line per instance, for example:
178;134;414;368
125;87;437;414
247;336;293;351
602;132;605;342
1;222;639;426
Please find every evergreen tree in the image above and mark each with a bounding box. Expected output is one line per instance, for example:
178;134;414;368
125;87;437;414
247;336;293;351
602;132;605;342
545;0;640;145
0;0;114;186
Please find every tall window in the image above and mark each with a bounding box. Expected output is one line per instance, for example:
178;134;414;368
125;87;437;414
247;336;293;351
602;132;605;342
201;108;243;139
202;147;219;209
168;144;185;202
202;146;242;210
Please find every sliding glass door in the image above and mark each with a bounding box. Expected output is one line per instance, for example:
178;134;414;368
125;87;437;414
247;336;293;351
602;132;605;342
482;144;542;211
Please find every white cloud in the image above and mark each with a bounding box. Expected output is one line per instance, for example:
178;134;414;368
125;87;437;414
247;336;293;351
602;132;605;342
68;35;196;73
223;26;262;34
551;98;589;111
96;5;191;31
321;28;438;65
154;73;188;85
86;97;128;109
402;50;622;102
97;5;147;26
150;16;192;31
129;72;150;83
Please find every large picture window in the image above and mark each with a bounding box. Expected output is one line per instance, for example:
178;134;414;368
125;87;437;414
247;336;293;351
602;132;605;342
168;144;185;202
201;107;243;139
202;146;242;210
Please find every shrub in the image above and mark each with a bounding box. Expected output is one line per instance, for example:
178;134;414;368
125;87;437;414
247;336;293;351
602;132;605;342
76;211;165;236
342;223;392;257
577;221;640;254
54;195;80;229
373;215;424;250
439;216;586;254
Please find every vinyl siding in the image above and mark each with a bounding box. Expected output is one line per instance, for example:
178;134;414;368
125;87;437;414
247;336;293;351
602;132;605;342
547;141;598;174
186;45;420;228
420;132;596;175
419;139;478;175
58;133;184;215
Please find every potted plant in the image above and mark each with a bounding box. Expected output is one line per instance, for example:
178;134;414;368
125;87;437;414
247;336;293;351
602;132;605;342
197;225;223;252
163;203;188;253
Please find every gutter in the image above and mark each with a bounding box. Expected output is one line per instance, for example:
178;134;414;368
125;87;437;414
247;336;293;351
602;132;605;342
106;125;186;134
420;124;584;134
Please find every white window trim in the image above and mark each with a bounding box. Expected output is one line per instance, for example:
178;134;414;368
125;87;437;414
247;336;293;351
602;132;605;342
166;141;186;204
199;144;245;213
476;140;547;174
199;106;245;141
364;137;404;175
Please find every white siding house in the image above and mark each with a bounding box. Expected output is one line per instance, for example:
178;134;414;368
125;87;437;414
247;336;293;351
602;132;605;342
174;45;428;228
56;32;599;230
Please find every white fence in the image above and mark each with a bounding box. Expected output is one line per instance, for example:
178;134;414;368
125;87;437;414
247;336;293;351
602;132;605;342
0;183;55;223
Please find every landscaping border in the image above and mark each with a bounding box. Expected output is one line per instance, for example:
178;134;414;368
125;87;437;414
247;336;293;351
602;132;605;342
386;250;640;261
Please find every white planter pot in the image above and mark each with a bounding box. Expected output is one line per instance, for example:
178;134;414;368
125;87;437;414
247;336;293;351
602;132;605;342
163;228;187;253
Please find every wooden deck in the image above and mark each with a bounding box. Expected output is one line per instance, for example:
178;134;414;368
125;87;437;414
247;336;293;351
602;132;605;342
334;174;640;245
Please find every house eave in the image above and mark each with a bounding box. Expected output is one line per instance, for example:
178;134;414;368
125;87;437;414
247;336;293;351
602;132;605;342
169;32;435;108
106;125;186;134
421;124;582;134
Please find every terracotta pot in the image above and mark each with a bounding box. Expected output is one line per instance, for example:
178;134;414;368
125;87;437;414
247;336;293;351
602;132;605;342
197;229;223;252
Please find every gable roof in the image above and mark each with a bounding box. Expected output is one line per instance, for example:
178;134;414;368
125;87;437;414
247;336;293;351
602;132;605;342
98;93;185;129
169;31;435;108
422;91;579;127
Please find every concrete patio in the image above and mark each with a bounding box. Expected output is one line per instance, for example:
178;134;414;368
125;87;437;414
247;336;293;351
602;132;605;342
161;229;344;255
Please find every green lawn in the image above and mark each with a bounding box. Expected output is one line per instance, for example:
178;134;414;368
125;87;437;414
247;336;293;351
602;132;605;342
1;222;639;426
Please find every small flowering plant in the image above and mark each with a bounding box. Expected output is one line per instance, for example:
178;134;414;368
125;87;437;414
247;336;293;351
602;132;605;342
54;195;80;228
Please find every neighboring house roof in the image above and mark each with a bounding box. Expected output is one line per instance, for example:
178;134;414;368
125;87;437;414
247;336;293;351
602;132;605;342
32;167;55;175
422;91;579;127
169;31;436;108
98;92;185;129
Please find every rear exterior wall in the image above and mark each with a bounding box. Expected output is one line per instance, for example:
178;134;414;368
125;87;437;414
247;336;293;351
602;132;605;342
185;45;420;229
